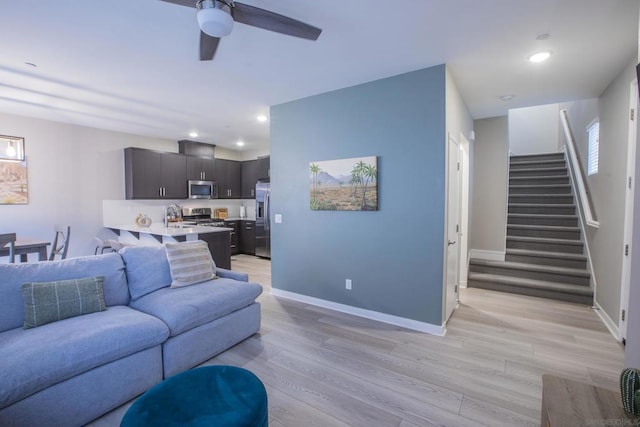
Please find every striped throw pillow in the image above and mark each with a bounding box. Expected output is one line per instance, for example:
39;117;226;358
165;241;216;288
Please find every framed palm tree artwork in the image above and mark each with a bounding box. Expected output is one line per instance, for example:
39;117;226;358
309;156;378;211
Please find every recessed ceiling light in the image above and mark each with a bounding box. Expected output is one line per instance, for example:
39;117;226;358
256;115;268;123
236;140;245;147
189;131;198;138
500;94;515;101
529;51;551;63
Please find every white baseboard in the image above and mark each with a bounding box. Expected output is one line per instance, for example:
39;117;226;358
592;300;621;342
269;288;446;336
469;249;505;262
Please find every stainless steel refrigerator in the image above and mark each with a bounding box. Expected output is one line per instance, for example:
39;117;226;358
255;179;271;258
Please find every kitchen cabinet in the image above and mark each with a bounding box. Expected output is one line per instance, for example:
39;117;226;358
240;220;256;255
125;147;187;199
257;156;270;180
186;156;215;182
198;231;231;270
241;160;257;199
224;220;240;255
215;159;241;199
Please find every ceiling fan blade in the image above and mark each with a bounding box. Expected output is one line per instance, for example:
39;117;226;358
200;32;221;61
158;0;196;7
232;3;322;41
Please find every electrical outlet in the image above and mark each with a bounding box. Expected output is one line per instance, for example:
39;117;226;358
274;214;282;224
345;279;352;290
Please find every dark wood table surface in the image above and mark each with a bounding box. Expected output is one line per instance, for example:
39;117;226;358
0;238;51;262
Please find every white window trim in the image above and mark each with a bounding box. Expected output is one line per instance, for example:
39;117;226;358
587;119;599;176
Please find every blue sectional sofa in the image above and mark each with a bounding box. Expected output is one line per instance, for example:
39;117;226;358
0;245;263;427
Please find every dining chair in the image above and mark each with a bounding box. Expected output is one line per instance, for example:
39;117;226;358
93;237;114;255
0;233;17;263
49;225;71;261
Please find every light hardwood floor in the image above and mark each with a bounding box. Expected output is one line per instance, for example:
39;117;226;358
89;254;624;426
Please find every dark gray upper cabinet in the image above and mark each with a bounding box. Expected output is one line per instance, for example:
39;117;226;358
186;156;216;182
125;147;187;199
257;156;270;180
215;159;241;199
241;160;257;199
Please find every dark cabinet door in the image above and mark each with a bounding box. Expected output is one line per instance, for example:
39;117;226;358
224;220;240;255
161;152;187;199
241;160;257;199
215;159;241;199
198;231;231;270
125;148;162;199
125;148;187;199
227;161;241;199
257;156;270;180
214;159;228;198
186;156;216;181
240;220;256;255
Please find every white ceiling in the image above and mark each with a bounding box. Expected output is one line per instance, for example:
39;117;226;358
0;0;637;151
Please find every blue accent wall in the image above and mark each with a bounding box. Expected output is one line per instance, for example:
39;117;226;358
270;65;447;325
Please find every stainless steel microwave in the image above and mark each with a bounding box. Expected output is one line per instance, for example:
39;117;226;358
188;180;218;199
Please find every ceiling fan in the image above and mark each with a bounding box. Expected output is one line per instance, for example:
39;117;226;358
160;0;322;61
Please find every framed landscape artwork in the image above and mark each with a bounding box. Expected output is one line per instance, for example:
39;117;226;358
0;160;28;204
309;156;378;211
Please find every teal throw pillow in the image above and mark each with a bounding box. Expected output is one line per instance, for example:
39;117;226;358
21;276;107;329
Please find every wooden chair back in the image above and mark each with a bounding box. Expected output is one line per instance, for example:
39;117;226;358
0;233;17;263
49;226;70;261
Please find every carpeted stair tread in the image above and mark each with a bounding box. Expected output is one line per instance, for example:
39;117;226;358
510;153;565;161
509;194;573;200
468;259;590;278
506;248;587;261
510;175;569;181
509;184;571;190
467;273;594;296
508;213;578;220
507;235;583;245
507;224;580;232
509;159;567;168
509;166;567;173
509;203;575;208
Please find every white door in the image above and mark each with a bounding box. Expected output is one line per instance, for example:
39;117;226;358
620;79;638;342
445;135;461;321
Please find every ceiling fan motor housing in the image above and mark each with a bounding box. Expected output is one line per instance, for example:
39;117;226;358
197;0;234;38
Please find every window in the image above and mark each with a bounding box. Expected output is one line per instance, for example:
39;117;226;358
587;121;599;175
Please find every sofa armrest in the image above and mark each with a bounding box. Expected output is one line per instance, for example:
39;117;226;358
216;268;249;282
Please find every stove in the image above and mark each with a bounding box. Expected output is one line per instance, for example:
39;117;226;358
182;207;227;227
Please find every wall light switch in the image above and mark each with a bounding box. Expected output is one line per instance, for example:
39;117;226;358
274;214;282;224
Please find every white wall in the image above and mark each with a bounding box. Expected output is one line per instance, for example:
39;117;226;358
625;9;640;369
0;111;250;259
586;58;637;324
469;116;509;258
508;103;561;155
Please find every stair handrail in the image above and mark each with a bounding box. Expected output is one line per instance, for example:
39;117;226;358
560;109;599;228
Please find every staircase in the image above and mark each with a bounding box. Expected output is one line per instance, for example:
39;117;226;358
468;152;594;305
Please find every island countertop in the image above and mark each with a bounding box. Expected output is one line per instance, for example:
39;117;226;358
106;223;232;238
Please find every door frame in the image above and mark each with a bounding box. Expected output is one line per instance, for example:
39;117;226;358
443;133;461;323
619;78;638;343
458;133;471;288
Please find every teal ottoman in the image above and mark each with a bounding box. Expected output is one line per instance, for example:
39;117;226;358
120;366;268;427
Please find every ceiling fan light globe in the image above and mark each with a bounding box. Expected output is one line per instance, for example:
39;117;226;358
197;7;233;38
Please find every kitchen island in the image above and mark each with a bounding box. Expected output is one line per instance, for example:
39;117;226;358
106;224;233;270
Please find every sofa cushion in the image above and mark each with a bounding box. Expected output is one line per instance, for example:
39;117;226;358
130;279;263;336
0;306;169;409
165;241;216;288
0;253;129;333
22;276;106;329
120;246;172;300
